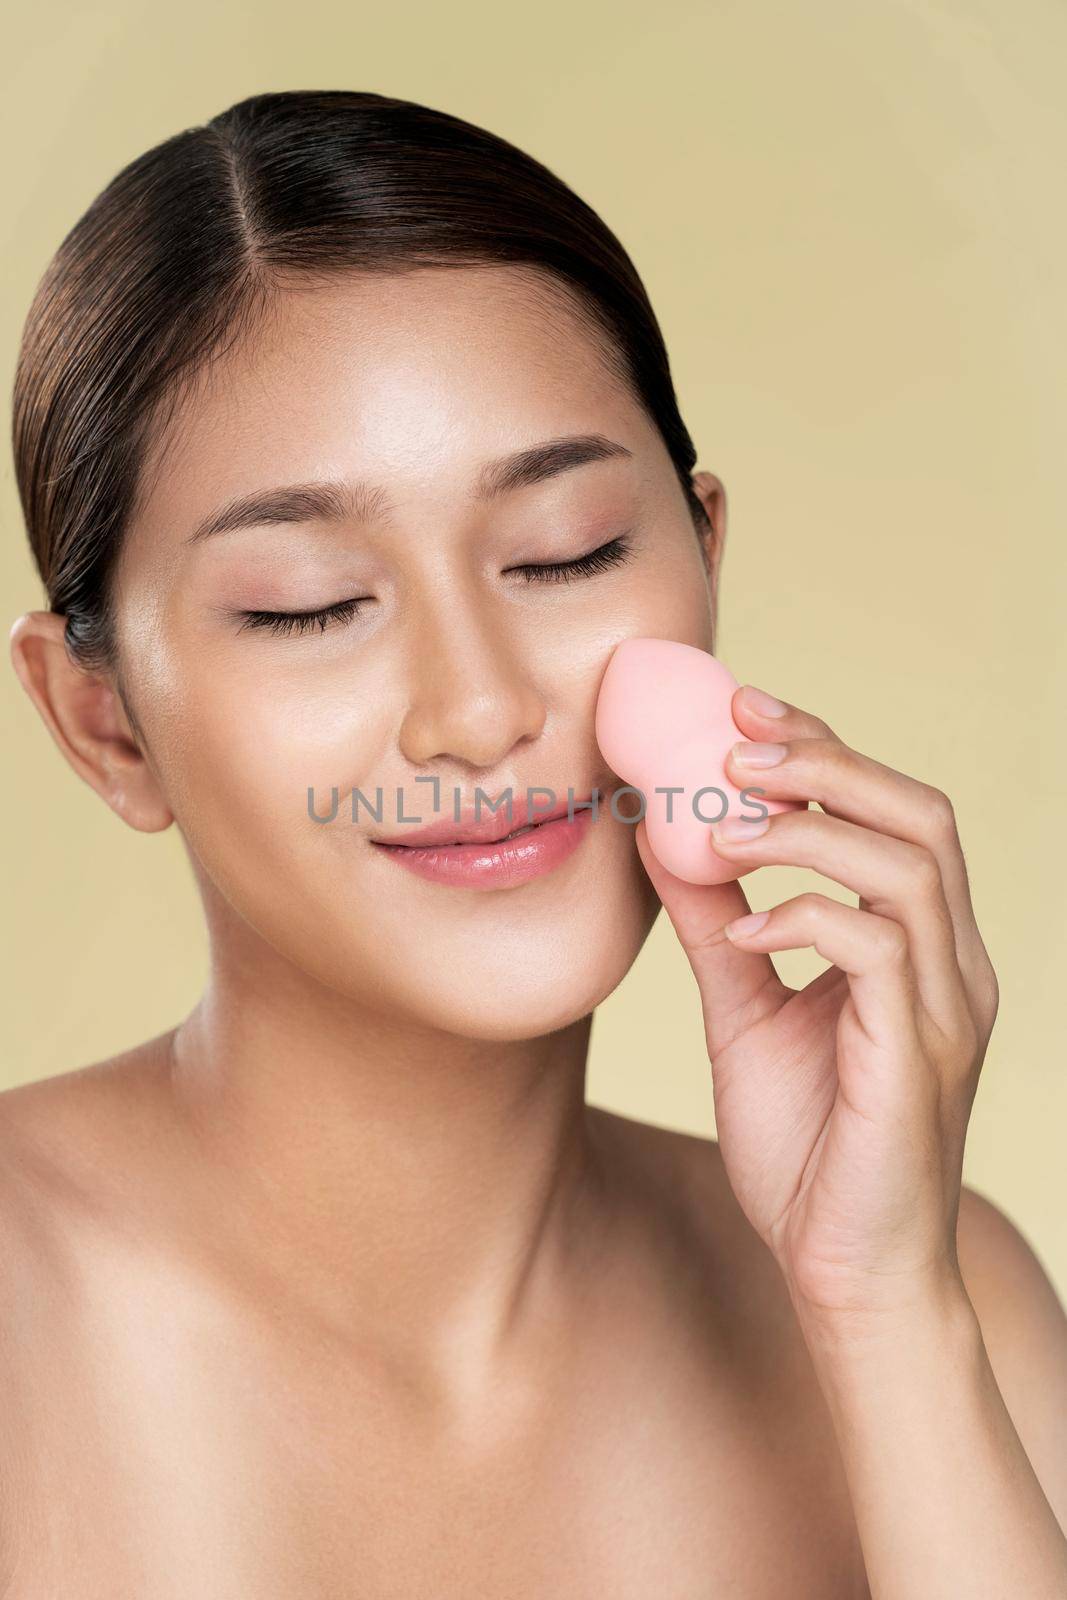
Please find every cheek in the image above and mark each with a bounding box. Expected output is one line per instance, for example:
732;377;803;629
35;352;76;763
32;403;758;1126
529;538;713;670
630;537;716;649
151;644;394;870
556;530;715;663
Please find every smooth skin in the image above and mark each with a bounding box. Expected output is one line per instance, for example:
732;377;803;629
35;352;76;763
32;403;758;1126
640;709;1067;1595
5;263;1067;1598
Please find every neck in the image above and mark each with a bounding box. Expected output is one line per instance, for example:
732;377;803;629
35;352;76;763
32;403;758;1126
164;923;609;1402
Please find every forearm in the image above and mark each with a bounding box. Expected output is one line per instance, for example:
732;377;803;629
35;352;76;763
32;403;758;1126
799;1280;1067;1599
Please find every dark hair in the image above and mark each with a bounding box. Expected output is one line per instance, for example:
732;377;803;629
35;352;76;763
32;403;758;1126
12;88;709;682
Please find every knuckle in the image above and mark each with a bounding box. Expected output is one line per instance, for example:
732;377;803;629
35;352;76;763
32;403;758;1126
791;734;835;766
973;954;1000;1029
789;717;838;750
904;843;941;894
876;917;910;965
985;971;1001;1024
809;723;842;756
923;785;958;838
796;891;830;930
822;736;857;780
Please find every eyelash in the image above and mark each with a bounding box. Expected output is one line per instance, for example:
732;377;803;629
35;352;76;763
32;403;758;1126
235;535;635;637
510;534;633;584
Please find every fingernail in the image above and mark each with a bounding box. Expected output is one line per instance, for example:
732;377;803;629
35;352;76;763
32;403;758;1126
711;814;770;842
731;740;787;767
724;910;770;941
742;686;788;718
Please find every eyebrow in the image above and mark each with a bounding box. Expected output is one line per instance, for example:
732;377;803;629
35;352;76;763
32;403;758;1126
184;433;635;546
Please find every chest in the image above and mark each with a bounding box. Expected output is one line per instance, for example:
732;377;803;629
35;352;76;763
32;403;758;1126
2;1307;868;1600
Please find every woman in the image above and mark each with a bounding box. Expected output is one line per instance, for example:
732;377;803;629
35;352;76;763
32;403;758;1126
5;88;1066;1597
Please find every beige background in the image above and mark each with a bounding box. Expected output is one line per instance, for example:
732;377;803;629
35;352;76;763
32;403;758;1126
3;1;1064;1296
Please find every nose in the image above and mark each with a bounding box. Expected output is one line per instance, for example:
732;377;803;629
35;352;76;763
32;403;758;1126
397;595;548;770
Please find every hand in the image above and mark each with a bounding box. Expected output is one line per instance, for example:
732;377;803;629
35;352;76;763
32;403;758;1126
633;684;1001;1332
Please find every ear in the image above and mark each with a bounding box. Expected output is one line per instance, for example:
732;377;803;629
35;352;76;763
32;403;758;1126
690;469;727;634
9;611;173;833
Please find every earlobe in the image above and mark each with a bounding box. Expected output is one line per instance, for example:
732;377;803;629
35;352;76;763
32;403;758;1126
9;610;174;834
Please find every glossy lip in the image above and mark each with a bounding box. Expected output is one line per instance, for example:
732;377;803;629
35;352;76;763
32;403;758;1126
369;797;597;890
369;792;594;849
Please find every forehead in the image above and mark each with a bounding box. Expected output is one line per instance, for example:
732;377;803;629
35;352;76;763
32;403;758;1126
133;265;650;543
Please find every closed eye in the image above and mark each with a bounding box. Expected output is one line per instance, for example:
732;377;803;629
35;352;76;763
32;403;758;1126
507;534;634;583
234;535;635;637
235;595;371;637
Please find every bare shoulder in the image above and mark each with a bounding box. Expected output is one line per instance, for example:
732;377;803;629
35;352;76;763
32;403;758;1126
0;1035;174;1228
957;1183;1067;1312
0;1044;177;1583
586;1103;751;1243
585;1105;797;1339
585;1102;731;1227
956;1182;1067;1371
955;1183;1067;1524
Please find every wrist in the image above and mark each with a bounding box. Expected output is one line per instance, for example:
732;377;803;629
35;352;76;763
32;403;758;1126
791;1262;981;1377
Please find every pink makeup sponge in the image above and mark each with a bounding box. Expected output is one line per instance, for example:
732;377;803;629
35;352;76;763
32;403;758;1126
594;637;805;886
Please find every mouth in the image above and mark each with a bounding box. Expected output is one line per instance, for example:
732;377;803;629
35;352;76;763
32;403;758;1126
367;796;597;888
410;820;542;849
369;793;595;851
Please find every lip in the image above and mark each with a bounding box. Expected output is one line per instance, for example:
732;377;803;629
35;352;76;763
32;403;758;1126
369;792;592;849
369;793;597;890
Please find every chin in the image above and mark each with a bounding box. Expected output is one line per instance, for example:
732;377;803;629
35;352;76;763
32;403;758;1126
384;923;652;1043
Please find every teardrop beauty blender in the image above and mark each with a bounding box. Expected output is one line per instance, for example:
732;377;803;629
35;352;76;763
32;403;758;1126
594;637;806;886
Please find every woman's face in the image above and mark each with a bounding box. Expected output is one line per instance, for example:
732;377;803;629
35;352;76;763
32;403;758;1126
115;265;722;1039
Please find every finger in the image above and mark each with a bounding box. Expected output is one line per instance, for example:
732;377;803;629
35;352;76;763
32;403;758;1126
707;807;971;1039
633;819;790;1057
730;683;835;745
724;715;993;1013
704;891;926;1088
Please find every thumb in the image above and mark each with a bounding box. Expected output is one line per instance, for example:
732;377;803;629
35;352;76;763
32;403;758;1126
634;819;789;1057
